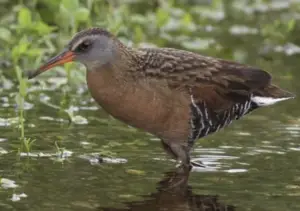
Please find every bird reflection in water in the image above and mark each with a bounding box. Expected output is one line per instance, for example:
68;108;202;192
97;167;235;211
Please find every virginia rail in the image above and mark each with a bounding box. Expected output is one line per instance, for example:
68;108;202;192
28;28;294;170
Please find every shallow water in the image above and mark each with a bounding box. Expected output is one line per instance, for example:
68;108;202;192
1;0;300;210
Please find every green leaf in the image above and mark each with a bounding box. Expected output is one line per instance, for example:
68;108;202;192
15;65;27;98
19;80;28;98
288;19;296;32
0;28;12;42
27;48;43;57
75;8;90;23
156;8;169;27
59;4;73;28
15;66;22;82
15;93;23;107
62;0;79;12
39;0;61;8
18;7;32;27
182;13;192;25
11;37;29;63
134;26;143;43
35;22;55;35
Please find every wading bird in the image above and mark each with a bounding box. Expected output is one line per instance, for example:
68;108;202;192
28;28;294;170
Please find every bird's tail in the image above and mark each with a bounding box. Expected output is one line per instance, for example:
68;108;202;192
251;84;295;106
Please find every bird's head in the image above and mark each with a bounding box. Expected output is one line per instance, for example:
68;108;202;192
28;28;123;79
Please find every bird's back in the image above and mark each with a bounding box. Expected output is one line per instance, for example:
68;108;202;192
131;47;294;145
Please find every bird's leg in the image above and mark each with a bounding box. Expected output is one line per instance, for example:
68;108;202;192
162;139;206;169
161;139;192;172
161;139;192;186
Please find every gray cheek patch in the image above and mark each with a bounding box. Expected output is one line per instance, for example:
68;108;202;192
85;39;118;71
86;51;112;70
72;34;119;71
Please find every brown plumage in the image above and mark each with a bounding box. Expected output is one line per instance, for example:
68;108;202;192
28;28;295;170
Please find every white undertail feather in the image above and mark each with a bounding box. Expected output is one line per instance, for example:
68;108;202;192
251;96;294;106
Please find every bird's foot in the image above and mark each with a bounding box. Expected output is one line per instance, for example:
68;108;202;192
175;159;206;170
175;161;192;173
190;160;206;168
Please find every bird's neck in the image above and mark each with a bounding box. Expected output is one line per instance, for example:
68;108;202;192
85;44;140;89
86;63;127;94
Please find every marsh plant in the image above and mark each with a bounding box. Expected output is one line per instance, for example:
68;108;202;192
14;66;36;154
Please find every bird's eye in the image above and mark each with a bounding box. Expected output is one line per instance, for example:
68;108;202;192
76;40;91;52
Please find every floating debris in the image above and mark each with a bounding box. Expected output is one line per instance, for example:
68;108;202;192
20;150;74;161
1;178;18;189
70;115;88;125
11;193;27;202
56;150;73;158
89;158;100;165
78;154;127;165
20;152;53;158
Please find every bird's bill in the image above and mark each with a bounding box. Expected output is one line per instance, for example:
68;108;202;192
28;50;75;79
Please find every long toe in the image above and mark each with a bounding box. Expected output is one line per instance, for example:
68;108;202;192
191;160;206;168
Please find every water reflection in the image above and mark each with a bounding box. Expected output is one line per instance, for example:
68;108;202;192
98;168;235;211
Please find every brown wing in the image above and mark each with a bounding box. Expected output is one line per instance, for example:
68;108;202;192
136;48;271;112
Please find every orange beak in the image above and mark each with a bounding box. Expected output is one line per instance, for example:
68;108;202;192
28;50;75;79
